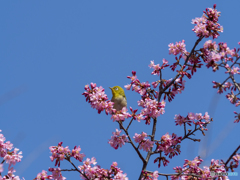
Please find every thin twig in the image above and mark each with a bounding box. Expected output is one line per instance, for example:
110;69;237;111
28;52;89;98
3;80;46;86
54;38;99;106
118;121;146;163
224;145;240;167
126;118;134;131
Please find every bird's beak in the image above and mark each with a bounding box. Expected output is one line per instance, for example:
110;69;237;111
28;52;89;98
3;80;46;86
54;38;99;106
109;87;112;90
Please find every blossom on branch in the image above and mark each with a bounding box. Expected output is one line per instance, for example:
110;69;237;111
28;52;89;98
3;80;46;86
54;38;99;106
108;129;128;149
133;132;154;152
168;40;187;56
82;83;114;114
78;160;128;180
192;4;223;38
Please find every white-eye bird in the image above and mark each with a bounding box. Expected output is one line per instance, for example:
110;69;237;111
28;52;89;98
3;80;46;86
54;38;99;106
109;86;127;111
109;86;127;129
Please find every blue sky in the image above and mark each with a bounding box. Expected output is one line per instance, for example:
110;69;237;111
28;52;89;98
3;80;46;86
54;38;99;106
1;0;240;179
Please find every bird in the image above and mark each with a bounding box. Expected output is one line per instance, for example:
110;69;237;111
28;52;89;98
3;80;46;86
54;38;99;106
109;86;127;129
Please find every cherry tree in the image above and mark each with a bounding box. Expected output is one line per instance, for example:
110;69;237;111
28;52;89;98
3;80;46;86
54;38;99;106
0;4;239;180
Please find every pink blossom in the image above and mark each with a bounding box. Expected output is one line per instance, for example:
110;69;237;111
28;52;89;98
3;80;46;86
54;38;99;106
173;156;229;180
192;5;223;38
133;132;154;152
156;133;181;159
49;142;72;167
203;112;210;122
71;146;85;162
48;168;66;180
192;17;209;37
195;113;203;120
124;84;131;90
133;132;147;143
4;148;23;168
187;112;195;120
35;170;51;180
135;113;145;122
174;114;185;126
127;71;138;83
233;154;240;165
234;111;240;123
226;91;239;104
184;157;202;168
138;98;165;119
151;81;159;88
108;129;128;149
231;66;240;75
78;157;128;180
139;139;154;152
204;40;218;50
141;171;159;180
82;83;114;114
111;107;131;122
168;40;186;56
114;172;129;180
149;60;169;76
4;141;13;151
152;171;159;180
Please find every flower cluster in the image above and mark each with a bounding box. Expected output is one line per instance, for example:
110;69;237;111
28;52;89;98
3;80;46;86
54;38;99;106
0;168;24;180
108;129;128;149
234;111;240;123
141;171;159;180
0;132;13;158
149;59;169;76
35;170;54;180
168;40;187;56
78;159;128;180
111;107;131;122
130;107;145;122
34;168;66;180
137;98;165;124
167;38;203;82
175;112;210;127
49;142;85;167
82;83;114;114
225;153;240;172
192;4;223;38
49;168;66;180
172;157;228;180
0;130;23;180
36;143;129;179
161;78;186;102
201;40;236;72
133;132;154;152
154;133;182;168
4;148;22;168
125;71;152;97
212;81;233;94
202;40;240;122
226;91;240;105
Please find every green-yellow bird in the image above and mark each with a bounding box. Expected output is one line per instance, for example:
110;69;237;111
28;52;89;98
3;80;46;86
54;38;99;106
109;86;127;129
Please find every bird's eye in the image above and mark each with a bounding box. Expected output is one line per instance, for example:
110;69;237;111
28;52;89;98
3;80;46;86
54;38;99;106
115;87;118;90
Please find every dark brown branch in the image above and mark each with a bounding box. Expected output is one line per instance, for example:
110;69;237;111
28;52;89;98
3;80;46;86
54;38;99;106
126;117;134;131
65;155;90;180
224;145;240;167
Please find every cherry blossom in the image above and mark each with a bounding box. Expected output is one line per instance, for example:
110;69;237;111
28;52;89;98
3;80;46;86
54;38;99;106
108;129;128;149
